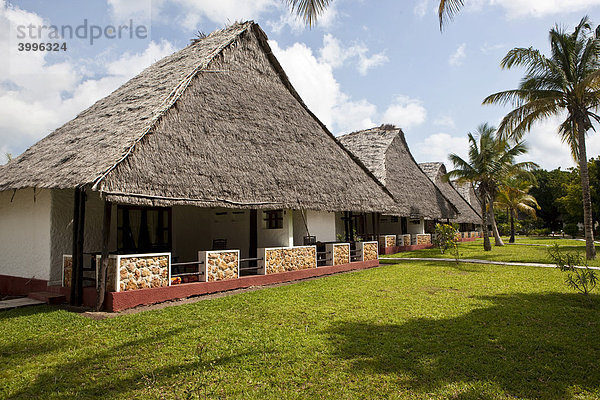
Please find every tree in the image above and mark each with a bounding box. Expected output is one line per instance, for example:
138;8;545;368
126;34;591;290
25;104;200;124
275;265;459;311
446;123;535;251
530;168;571;231
285;0;463;29
495;175;540;243
483;16;600;259
4;153;12;164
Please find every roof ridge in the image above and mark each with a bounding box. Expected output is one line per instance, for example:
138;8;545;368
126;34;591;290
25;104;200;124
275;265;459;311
419;161;482;221
92;21;254;190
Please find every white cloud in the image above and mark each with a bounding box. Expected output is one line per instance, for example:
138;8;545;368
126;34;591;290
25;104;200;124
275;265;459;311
107;0;155;22
462;0;600;18
106;39;176;76
433;115;456;129
513;117;600;170
357;51;388;75
318;34;388;75
480;42;506;54
171;0;277;30
489;0;600;18
414;0;432;17
270;39;424;134
381;96;427;129
449;43;466;66
414;133;469;165
268;1;339;33
0;0;176;156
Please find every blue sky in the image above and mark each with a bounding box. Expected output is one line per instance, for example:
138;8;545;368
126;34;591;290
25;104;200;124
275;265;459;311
2;0;600;169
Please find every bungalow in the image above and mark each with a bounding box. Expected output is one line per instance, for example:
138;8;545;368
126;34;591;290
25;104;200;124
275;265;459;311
338;125;459;253
0;22;397;310
419;162;482;239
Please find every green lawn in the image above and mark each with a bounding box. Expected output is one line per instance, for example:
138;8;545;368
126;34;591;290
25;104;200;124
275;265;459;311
1;262;600;399
382;236;600;267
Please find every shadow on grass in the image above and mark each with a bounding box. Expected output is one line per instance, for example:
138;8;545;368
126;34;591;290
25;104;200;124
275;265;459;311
0;304;58;320
326;293;600;399
3;326;201;399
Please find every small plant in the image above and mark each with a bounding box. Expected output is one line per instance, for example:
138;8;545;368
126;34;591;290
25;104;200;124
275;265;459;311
433;223;460;259
548;244;597;296
336;228;362;242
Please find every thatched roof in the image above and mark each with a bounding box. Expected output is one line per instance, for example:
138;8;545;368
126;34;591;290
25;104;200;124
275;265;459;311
338;125;458;219
452;180;483;214
419;162;481;224
0;22;397;212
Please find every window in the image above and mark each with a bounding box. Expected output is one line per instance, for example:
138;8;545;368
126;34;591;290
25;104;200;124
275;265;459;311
391;216;399;223
117;206;171;254
264;210;283;229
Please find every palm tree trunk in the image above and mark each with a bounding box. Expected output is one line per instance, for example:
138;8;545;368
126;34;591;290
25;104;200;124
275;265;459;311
509;208;515;243
577;121;596;259
488;199;504;246
481;191;491;251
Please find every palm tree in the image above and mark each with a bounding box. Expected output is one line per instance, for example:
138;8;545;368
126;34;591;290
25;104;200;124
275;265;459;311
285;0;463;29
446;123;536;251
483;16;600;259
495;175;540;243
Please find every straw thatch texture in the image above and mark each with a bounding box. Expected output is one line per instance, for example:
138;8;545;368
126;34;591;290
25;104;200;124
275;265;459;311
0;22;396;213
452;180;483;214
419;162;481;224
338;126;458;219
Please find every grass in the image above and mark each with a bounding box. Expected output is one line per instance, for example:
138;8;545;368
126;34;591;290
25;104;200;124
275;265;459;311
382;236;600;267
1;261;600;399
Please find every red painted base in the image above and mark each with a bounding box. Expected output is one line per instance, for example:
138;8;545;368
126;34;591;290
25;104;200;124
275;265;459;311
459;237;477;242
0;274;49;296
380;244;433;254
105;260;380;312
0;274;99;308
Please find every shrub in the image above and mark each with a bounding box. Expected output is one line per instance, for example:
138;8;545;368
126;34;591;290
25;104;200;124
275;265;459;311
547;244;597;296
563;223;579;238
498;223;510;236
433;223;459;258
530;228;551;236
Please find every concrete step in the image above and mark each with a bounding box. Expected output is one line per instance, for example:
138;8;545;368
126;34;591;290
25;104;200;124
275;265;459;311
27;291;66;304
0;297;45;311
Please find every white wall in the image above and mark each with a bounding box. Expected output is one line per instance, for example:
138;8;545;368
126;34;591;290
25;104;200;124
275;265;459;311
293;210;336;244
257;209;293;249
375;215;425;236
407;217;425;234
172;206;252;261
378;215;404;235
0;188;52;280
172;207;293;261
49;190;117;285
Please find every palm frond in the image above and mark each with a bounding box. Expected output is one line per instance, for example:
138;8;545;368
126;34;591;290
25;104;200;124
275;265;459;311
286;0;331;27
438;0;464;30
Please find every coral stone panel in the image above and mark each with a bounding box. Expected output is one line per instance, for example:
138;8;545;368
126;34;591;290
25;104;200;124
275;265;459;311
402;234;411;246
332;244;350;266
416;234;431;245
362;242;378;261
206;251;239;282
265;247;317;274
62;255;72;287
119;255;170;292
379;235;396;248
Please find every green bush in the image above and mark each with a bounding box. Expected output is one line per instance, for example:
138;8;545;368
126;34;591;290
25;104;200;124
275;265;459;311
433;223;459;258
547;244;597;296
563;223;579;238
530;228;551;236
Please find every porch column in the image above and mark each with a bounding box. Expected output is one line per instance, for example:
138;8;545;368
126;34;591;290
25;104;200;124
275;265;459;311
70;186;86;306
249;209;257;268
96;200;112;311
